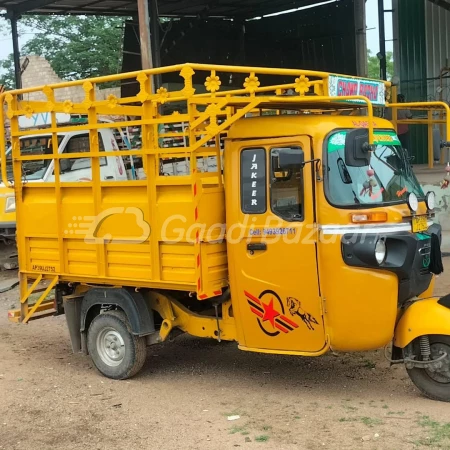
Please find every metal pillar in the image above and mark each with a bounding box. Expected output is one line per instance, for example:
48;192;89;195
378;0;387;80
237;20;246;64
392;0;400;82
354;0;368;77
10;13;22;90
137;0;153;70
149;0;162;89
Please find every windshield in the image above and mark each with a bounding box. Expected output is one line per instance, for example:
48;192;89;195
325;130;424;207
5;135;62;181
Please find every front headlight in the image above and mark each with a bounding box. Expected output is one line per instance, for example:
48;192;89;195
5;196;15;213
425;191;436;211
375;239;386;265
407;192;419;212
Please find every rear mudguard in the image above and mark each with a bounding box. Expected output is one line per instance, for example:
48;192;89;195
394;297;450;348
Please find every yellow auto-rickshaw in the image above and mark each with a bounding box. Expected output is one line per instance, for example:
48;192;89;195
4;63;450;401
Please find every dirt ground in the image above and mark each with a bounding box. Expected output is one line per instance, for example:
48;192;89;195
1;258;450;450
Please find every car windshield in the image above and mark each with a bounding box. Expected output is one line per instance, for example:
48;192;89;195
325;130;424;206
4;135;62;181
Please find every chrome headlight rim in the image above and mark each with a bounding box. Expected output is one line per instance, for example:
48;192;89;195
375;238;387;265
425;191;436;211
407;192;419;212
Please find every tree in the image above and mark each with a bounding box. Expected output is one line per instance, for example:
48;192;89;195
0;54;16;90
0;15;126;89
367;49;394;80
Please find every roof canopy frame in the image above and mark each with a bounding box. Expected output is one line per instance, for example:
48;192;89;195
1;0;337;18
0;0;352;91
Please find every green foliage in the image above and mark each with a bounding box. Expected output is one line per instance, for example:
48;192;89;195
367;49;394;80
0;54;15;90
255;435;270;442
0;15;126;89
360;417;383;427
417;415;450;447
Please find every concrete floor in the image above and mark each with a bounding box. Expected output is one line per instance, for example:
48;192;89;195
413;163;450;184
414;164;450;251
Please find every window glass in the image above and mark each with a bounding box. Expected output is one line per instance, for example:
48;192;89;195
61;133;106;173
326;130;424;206
270;147;304;221
18;135;62;180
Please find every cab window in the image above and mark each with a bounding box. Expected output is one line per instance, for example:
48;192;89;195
325;130;424;207
270;147;304;221
19;135;62;180
60;133;107;173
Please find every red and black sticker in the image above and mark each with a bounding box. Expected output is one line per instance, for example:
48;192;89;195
245;290;319;336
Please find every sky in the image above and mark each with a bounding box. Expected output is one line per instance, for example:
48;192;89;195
0;0;394;62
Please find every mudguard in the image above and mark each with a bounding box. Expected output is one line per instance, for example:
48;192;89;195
394;297;450;348
80;288;155;336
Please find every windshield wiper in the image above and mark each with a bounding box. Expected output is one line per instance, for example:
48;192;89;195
352;189;361;204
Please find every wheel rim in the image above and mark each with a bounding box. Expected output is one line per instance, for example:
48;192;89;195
96;327;125;367
425;342;450;383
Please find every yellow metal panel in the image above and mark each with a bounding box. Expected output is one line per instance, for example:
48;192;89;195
28;238;59;249
106;243;152;279
27;238;60;273
65;239;98;276
394;298;450;348
200;242;228;292
318;240;398;351
197;189;226;242
160;243;196;283
21;188;59;237
227;115;394;141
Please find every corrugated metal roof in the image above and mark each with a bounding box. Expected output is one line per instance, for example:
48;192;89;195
394;0;450;164
427;0;450;12
395;0;428;163
0;0;335;17
425;1;450;104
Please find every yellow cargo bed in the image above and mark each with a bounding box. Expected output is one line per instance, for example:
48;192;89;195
0;62;384;316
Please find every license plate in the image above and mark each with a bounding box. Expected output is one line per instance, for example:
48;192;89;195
412;216;428;233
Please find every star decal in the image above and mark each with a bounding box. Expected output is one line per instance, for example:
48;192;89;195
261;297;280;327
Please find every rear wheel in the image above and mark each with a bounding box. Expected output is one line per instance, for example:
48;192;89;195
406;335;450;402
87;310;147;379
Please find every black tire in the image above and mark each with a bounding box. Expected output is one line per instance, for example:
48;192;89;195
406;335;450;402
87;310;147;380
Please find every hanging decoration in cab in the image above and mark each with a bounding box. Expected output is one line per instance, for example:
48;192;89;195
245;290;318;336
359;167;378;197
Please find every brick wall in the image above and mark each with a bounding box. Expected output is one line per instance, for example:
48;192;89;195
21;55;120;102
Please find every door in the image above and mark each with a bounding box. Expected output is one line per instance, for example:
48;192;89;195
99;129;128;181
46;131;124;182
226;136;326;353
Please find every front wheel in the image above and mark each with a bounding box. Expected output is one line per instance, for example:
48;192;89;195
406;335;450;402
87;310;147;379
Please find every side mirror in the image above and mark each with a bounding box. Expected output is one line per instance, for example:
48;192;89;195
404;148;414;161
278;148;304;170
345;128;371;167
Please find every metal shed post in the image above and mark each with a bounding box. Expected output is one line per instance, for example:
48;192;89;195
8;11;22;90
